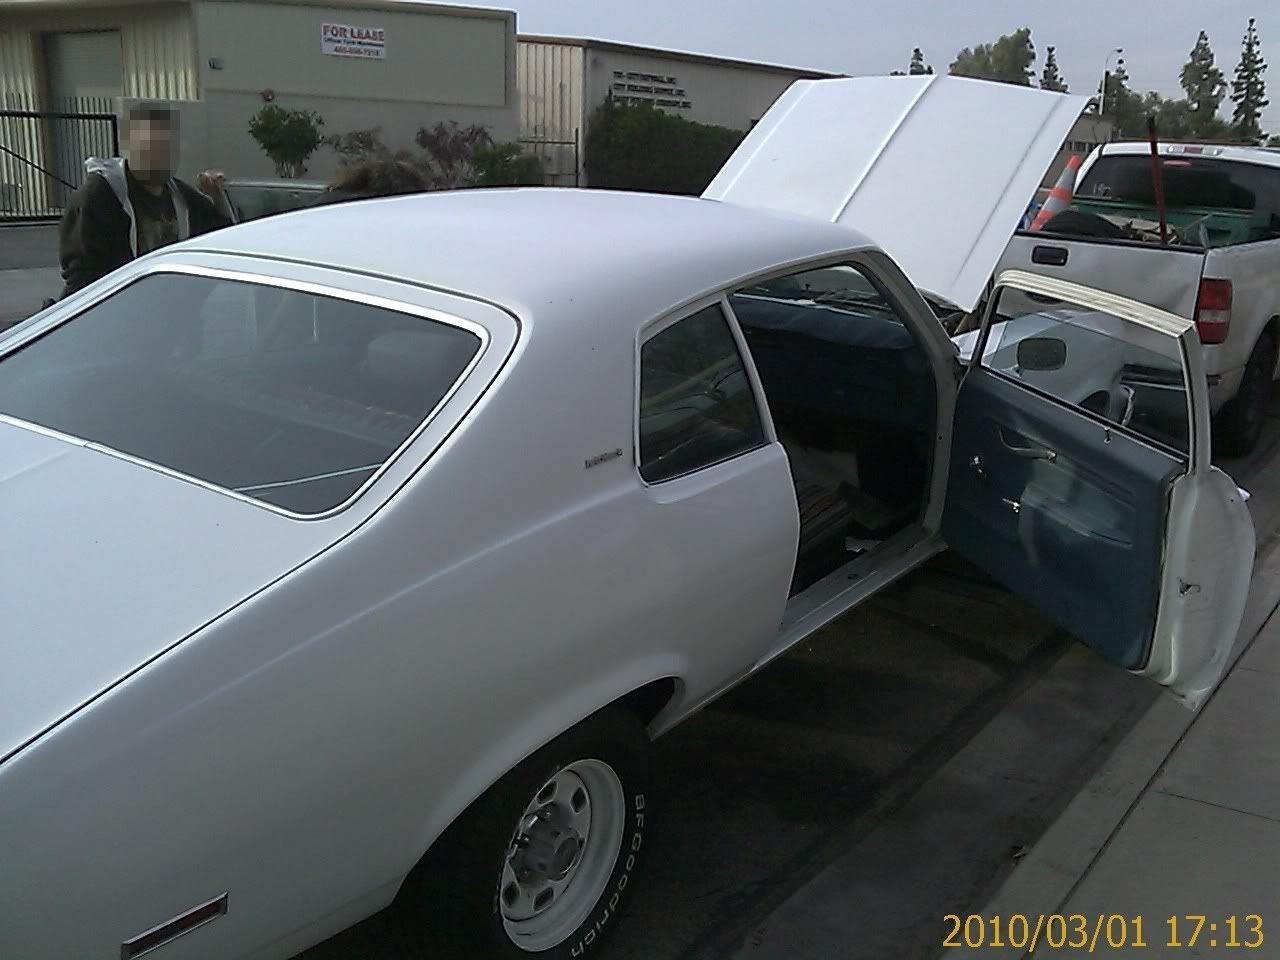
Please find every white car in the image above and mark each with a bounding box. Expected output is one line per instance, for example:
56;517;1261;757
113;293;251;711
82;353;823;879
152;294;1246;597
0;77;1255;960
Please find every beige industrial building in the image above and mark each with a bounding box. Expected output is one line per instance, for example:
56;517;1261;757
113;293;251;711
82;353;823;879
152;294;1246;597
0;0;517;212
518;35;840;185
1044;113;1117;186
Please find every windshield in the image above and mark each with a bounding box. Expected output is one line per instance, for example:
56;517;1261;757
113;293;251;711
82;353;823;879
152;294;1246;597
1078;154;1280;220
0;273;482;514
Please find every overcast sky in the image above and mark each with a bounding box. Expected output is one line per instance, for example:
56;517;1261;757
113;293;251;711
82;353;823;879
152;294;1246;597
500;0;1277;124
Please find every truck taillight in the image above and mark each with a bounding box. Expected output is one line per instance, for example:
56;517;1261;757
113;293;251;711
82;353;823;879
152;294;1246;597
1195;278;1233;345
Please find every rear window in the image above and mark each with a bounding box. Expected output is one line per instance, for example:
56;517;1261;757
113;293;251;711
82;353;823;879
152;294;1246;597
1078;155;1280;220
0;273;482;514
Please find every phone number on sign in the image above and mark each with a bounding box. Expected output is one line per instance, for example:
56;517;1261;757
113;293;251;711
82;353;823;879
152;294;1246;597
942;914;1264;951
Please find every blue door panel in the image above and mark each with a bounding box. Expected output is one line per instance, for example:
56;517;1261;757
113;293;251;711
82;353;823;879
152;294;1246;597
943;368;1183;670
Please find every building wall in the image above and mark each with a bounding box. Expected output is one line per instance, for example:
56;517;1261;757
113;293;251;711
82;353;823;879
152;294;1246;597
517;41;584;185
518;39;825;187
1044;113;1116;186
193;0;518;182
194;0;509;107
0;27;46;210
0;2;196;213
0;3;197;104
584;47;812;133
1;0;519;203
124;4;198;100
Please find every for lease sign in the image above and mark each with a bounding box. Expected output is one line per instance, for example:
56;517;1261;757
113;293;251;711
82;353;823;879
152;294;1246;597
321;23;386;59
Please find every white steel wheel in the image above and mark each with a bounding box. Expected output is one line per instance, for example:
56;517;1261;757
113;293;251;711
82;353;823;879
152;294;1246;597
404;707;653;960
499;759;626;952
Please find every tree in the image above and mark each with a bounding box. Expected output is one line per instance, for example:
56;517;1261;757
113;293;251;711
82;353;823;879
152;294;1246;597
1180;30;1228;138
1145;92;1194;139
414;121;494;189
1039;45;1068;92
910;48;933;76
1099;61;1141;134
1231;18;1269;143
950;28;1036;86
247;105;325;178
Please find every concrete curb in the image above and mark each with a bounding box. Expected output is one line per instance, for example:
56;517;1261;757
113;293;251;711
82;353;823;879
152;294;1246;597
943;525;1280;960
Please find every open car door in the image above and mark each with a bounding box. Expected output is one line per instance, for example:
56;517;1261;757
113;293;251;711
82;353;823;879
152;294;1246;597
944;270;1254;709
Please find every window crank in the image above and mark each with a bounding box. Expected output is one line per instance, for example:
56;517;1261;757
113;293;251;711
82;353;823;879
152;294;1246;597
970;455;986;480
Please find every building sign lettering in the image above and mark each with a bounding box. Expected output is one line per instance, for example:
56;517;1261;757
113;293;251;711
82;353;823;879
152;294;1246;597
611;70;692;110
321;23;386;60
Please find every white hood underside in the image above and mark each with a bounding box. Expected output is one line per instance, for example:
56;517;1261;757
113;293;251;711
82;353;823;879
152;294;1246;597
703;74;1090;313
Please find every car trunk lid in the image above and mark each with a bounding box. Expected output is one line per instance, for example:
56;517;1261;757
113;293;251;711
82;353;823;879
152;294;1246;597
0;419;336;764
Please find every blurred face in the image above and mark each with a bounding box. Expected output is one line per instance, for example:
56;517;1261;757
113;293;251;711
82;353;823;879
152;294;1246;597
126;113;178;182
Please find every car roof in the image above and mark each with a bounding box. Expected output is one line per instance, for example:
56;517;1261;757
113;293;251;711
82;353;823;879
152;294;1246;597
182;188;876;325
1088;142;1280;169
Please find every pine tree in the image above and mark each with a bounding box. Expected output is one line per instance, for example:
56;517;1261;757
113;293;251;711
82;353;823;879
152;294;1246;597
909;48;933;76
1231;18;1269;143
1039;46;1068;92
1180;30;1228;138
1100;60;1129;120
950;28;1035;86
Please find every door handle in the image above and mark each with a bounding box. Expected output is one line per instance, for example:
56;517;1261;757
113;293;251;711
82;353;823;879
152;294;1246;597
1001;497;1021;514
996;426;1057;462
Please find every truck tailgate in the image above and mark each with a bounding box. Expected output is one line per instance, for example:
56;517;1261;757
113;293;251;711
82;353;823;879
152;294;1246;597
996;233;1206;320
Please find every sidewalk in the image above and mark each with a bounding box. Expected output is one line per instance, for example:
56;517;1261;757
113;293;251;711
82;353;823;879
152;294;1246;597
951;532;1280;959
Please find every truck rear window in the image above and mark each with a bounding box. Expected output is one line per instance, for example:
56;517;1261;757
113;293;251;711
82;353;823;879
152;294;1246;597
0;272;481;514
1078;155;1280;221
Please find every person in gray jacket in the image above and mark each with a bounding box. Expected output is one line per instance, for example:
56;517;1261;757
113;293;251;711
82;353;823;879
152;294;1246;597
56;102;230;298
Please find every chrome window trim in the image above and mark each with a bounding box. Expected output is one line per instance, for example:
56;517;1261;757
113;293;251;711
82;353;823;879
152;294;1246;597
0;262;493;521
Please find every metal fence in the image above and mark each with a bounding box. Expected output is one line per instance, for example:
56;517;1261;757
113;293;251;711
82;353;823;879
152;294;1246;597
519;131;581;187
1;96;119;221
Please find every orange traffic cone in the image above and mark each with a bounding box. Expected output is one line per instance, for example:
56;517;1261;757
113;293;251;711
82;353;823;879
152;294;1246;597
1030;154;1082;231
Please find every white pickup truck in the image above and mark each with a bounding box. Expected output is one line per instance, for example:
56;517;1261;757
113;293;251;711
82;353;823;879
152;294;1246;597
996;142;1280;455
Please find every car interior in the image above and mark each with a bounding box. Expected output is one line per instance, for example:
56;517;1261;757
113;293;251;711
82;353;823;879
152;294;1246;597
729;266;937;595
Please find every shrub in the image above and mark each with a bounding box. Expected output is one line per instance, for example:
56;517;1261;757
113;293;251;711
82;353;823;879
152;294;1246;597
415;121;494;189
473;142;545;186
323;126;413;166
322;122;545;189
584;100;745;195
248;105;325;179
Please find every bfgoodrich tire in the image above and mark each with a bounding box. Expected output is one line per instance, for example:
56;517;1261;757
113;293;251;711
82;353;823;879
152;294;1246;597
405;708;653;960
1215;328;1277;458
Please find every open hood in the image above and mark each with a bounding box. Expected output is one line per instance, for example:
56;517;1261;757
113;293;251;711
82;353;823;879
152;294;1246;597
703;74;1089;312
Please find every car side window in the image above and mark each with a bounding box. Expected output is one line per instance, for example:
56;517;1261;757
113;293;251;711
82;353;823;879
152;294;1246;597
639;303;765;483
979;287;1190;455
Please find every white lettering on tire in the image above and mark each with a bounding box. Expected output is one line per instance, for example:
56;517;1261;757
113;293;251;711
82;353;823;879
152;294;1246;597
569;792;647;957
